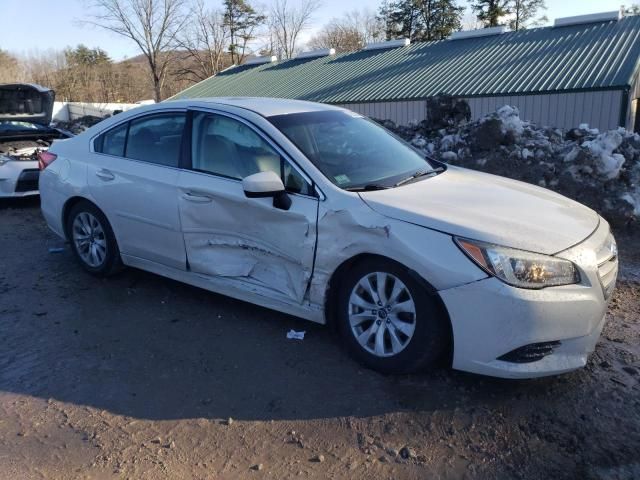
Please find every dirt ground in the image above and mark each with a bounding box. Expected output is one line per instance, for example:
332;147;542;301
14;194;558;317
1;197;639;480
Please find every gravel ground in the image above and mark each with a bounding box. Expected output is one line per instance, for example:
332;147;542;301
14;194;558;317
0;198;639;480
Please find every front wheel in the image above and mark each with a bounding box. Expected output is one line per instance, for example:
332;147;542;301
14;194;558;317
66;201;122;276
337;259;449;374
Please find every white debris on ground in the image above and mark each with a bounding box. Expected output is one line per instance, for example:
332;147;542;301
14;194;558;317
377;101;640;227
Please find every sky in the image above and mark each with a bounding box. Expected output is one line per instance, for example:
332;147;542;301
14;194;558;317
0;0;634;61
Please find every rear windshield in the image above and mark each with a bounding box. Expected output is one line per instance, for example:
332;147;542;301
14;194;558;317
268;110;434;189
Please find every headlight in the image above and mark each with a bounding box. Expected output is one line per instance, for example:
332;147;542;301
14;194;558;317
455;237;580;289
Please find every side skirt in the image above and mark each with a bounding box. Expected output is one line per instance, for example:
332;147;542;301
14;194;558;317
121;254;325;324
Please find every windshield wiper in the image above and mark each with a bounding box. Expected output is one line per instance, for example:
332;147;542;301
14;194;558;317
345;184;390;192
394;167;444;187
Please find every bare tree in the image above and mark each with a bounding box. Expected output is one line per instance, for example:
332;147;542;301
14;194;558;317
86;0;187;102
269;0;320;59
175;0;231;82
0;50;24;83
308;9;384;53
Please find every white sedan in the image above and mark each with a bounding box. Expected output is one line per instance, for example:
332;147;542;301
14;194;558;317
39;98;618;378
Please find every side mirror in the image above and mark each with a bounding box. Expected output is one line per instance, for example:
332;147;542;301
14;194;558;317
242;171;291;211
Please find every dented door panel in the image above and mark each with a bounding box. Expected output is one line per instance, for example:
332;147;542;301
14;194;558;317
178;170;318;303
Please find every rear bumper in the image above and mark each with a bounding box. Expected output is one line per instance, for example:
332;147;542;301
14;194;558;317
0;160;40;197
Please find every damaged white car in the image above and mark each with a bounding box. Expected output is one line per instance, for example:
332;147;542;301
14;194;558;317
39;98;618;378
0;84;72;197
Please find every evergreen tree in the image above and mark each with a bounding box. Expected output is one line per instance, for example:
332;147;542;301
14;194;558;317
380;0;464;41
380;0;423;41
425;0;464;40
471;0;511;27
223;0;266;64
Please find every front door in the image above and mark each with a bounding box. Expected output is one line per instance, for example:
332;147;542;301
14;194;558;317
178;110;318;303
87;111;187;270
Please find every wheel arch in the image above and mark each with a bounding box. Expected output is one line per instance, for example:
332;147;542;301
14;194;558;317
61;196;101;241
323;253;454;364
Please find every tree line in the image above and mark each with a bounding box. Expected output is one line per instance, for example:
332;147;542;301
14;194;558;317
1;0;638;104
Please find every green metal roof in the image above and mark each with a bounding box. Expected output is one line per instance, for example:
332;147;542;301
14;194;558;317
172;15;640;103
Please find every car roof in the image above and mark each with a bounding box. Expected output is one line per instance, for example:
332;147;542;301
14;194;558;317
170;97;342;117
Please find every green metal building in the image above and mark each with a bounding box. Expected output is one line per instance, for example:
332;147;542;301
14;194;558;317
172;11;640;132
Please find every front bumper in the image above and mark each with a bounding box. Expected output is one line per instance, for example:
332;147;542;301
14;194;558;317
441;219;616;379
0;160;40;197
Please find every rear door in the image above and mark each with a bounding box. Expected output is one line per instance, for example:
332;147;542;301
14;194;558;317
87;110;187;270
177;109;319;303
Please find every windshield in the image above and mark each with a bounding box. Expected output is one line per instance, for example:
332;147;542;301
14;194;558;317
268;110;435;190
0;121;49;134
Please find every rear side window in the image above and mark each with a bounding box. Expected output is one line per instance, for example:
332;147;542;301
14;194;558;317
94;112;186;168
97;123;127;156
126;114;185;167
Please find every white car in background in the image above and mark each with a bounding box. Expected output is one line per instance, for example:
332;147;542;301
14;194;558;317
39;98;618;378
0;84;72;197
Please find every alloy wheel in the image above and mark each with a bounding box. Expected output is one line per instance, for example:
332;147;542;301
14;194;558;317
72;212;107;268
348;271;417;357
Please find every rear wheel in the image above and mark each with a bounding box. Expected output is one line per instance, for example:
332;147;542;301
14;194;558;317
66;201;121;276
337;258;448;374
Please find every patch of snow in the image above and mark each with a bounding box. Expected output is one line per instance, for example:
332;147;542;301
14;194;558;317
583;131;625;179
564;147;580;163
578;123;599;134
497;105;525;135
440;134;459;151
441;151;458;162
411;136;427;148
621;193;640;215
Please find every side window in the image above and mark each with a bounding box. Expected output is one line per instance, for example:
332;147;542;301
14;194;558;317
125;113;185;167
191;111;312;195
96;123;127;156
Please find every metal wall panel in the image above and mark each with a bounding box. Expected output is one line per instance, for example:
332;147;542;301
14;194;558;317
462;91;623;130
339;91;623;130
340;100;428;125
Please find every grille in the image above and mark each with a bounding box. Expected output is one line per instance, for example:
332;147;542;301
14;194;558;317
596;234;618;300
15;169;39;193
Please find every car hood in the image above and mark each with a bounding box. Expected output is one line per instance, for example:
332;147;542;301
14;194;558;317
0;83;55;126
359;166;599;255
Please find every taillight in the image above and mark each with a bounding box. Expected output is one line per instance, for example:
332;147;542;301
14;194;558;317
38;151;57;170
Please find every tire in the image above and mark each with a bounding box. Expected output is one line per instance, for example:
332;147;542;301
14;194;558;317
337;258;448;374
66;201;122;276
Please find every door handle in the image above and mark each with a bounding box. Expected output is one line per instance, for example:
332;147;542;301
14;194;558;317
95;169;115;181
182;192;212;203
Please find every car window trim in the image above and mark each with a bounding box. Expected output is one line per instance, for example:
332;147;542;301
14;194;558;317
186;106;324;200
90;108;187;154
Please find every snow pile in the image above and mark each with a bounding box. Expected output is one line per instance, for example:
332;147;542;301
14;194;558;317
377;103;640;228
